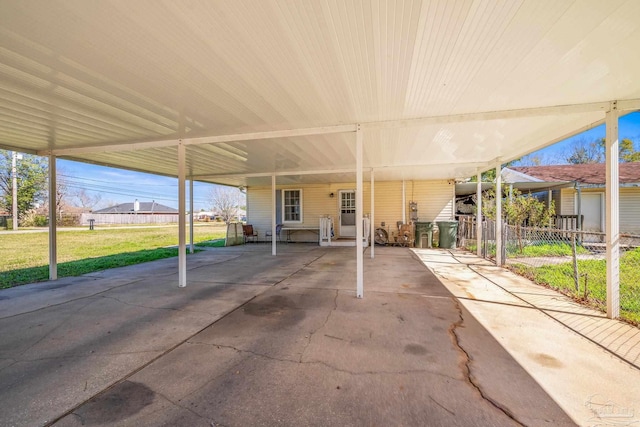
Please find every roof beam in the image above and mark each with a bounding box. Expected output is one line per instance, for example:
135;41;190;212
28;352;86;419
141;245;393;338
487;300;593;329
194;167;359;180
41;124;357;156
38;98;640;157
361;101;612;130
618;99;640;112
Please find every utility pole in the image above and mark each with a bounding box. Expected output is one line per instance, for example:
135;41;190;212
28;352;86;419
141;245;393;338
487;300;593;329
12;151;18;230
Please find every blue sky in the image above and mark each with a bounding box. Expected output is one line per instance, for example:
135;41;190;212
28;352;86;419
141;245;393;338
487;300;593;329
58;112;640;210
57;161;218;211
519;111;640;163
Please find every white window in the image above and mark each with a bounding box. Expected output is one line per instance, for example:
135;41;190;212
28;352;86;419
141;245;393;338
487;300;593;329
283;189;302;223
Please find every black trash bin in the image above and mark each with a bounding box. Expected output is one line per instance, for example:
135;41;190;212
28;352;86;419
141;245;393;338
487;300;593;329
414;222;434;248
437;220;458;249
88;219;95;230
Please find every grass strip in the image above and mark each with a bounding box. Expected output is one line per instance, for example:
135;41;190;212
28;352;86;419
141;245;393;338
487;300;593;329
0;248;202;289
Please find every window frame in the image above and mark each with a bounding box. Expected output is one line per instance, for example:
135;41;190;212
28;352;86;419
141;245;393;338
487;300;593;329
282;189;303;224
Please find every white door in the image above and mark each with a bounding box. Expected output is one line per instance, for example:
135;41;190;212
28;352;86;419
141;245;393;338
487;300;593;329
580;193;603;242
581;193;603;232
339;190;356;237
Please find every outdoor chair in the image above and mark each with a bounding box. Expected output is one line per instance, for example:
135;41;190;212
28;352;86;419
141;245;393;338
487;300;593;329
243;224;258;243
265;224;283;242
395;223;415;247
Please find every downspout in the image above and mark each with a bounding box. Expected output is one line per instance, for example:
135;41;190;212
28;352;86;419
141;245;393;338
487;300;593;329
575;182;582;230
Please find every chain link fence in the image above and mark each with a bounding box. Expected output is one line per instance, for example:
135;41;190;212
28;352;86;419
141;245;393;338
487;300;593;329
457;217;640;325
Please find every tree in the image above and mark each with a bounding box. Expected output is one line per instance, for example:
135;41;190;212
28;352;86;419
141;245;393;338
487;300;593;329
565;137;640;164
481;187;555;253
0;150;48;221
72;188;102;210
210;186;244;224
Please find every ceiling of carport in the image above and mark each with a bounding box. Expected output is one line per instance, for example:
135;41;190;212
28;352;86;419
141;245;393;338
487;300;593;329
1;0;640;187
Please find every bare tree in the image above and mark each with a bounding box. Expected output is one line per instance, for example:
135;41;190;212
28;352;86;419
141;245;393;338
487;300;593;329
72;188;102;210
210;186;245;224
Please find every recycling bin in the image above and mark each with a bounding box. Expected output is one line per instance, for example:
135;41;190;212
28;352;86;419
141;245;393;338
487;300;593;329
414;221;434;248
436;220;459;249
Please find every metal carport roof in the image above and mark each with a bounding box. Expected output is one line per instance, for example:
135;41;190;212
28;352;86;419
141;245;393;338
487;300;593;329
1;0;640;186
0;0;638;309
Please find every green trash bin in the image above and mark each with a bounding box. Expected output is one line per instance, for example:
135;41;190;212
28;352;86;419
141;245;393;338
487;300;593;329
437;220;459;249
414;222;434;248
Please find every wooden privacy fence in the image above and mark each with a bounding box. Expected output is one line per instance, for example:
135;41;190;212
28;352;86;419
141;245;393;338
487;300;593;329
81;213;181;225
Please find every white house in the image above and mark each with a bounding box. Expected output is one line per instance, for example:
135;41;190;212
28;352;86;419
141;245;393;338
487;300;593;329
506;163;640;234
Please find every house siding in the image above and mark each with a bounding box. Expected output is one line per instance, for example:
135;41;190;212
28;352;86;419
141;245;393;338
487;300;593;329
621;188;640;234
247;180;454;242
559;188;575;216
555;187;640;234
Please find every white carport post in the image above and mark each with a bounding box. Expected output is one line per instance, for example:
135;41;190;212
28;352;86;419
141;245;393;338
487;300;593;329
272;174;277;256
605;102;620;318
370;168;375;259
476;172;482;258
178;142;187;287
189;179;194;254
402;180;406;224
356;125;364;298
48;154;57;280
495;164;503;267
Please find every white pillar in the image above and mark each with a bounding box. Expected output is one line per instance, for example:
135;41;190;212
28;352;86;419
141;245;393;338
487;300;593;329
476;173;482;258
178;142;187;287
189;179;194;254
495;164;502;267
370;168;375;259
48;154;57;280
356;125;364;298
605;102;620;319
272;174;277;256
12;151;18;231
402;180;406;224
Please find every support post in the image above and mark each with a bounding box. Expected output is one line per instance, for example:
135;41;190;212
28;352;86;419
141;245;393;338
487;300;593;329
272;174;276;256
189;179;194;254
402;180;406;224
48;155;57;280
12;151;18;231
370;168;375;259
605;102;620;319
178;142;187;287
476;173;482;258
495;164;503;267
356;125;364;298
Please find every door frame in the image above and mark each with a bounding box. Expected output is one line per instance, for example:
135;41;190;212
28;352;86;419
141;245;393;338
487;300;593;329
338;189;356;237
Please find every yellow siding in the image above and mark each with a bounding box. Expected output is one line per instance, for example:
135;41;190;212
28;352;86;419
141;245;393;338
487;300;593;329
246;180;454;242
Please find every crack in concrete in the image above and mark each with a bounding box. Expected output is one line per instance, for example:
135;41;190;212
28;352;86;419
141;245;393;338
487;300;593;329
16;297;100;358
98;294;213;315
448;298;526;426
190;341;459;380
299;289;339;362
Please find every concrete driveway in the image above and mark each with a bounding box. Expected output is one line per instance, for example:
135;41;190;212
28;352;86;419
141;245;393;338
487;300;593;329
0;244;637;426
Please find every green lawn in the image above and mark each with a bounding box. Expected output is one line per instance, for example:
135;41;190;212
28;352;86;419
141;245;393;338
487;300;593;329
0;224;226;288
509;248;640;325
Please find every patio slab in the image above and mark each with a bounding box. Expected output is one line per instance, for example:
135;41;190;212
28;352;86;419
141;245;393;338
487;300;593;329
1;244;632;426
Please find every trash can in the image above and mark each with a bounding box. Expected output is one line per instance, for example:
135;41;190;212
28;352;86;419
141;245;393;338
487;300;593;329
437;220;458;249
414;221;434;248
88;219;95;230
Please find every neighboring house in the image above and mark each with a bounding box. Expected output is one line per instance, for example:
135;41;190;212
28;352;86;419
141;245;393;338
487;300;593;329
246;180;456;245
93;201;178;215
506;163;640;234
85;201;179;225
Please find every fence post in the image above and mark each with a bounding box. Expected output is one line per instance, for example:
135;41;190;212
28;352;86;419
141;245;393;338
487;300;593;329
501;222;507;266
572;232;579;292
